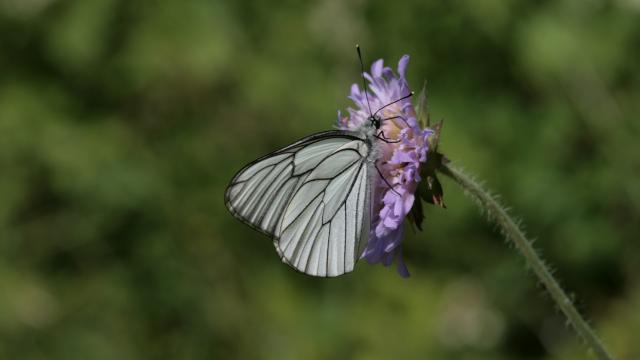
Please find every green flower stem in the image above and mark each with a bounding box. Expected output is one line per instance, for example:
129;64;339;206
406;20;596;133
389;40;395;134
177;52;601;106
437;163;614;360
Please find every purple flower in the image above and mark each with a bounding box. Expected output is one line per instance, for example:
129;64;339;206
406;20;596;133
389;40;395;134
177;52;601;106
338;55;433;277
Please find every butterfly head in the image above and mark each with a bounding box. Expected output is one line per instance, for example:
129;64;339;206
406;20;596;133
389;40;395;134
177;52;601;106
368;114;382;129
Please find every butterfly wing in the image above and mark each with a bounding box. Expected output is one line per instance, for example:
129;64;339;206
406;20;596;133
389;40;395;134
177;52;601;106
225;130;372;277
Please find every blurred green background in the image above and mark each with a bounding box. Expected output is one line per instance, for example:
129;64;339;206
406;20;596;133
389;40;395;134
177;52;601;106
1;0;639;359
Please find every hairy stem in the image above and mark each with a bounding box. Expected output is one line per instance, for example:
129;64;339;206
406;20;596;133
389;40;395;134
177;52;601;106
437;163;614;360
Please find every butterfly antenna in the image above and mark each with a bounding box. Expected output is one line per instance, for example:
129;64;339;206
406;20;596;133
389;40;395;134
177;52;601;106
373;91;414;118
356;44;374;117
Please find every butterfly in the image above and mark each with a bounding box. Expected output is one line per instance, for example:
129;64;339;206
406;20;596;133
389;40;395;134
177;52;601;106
224;46;412;277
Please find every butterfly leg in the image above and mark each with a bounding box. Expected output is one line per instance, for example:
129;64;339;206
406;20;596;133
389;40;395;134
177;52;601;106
374;163;401;196
375;131;401;144
382;115;411;128
375;115;413;143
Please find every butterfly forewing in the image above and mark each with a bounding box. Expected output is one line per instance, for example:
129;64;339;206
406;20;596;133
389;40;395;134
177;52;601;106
225;131;372;277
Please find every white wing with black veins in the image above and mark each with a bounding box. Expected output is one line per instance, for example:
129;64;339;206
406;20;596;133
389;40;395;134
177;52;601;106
225;131;372;277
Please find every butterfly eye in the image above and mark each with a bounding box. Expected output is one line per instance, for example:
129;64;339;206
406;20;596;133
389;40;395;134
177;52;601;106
369;116;381;129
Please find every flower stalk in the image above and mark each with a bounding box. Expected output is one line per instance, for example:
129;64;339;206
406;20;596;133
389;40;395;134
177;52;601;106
436;162;614;360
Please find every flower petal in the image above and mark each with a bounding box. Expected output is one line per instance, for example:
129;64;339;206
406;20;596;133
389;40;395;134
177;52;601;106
398;55;410;78
371;59;384;77
340;54;432;277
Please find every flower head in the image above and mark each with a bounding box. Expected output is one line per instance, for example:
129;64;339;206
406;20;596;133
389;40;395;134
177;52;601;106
338;55;433;277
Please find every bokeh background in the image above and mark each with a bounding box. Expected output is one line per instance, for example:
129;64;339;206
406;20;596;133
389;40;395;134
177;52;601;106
1;0;639;359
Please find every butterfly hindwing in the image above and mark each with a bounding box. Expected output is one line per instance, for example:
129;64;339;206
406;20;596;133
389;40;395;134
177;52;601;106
225;131;372;277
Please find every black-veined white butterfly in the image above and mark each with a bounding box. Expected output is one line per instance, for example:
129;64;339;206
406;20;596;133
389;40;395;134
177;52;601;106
224;46;412;277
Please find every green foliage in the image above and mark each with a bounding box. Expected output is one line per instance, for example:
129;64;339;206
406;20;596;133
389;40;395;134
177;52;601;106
1;0;638;358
